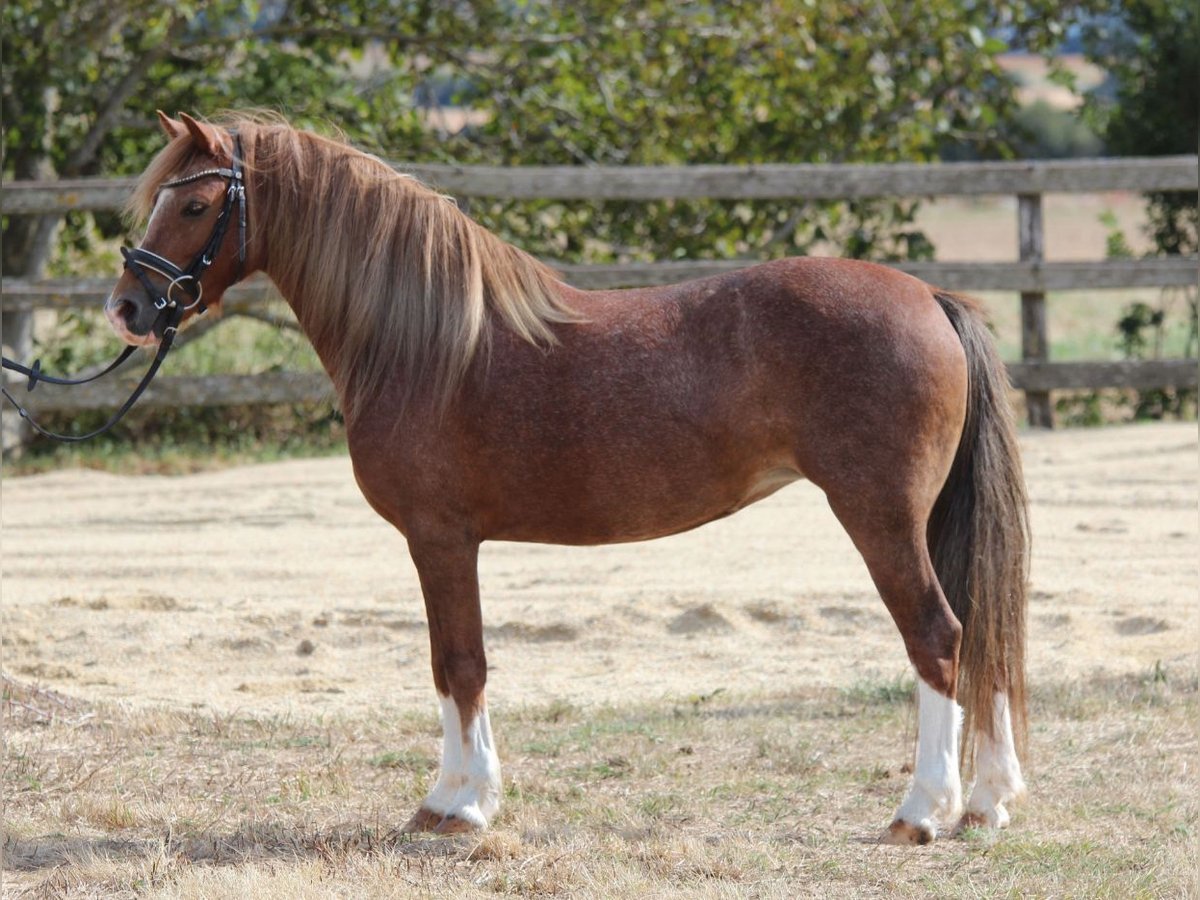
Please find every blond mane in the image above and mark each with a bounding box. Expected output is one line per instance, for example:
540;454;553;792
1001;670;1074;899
130;113;578;418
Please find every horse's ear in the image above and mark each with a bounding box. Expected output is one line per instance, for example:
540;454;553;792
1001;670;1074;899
178;112;228;159
157;110;187;141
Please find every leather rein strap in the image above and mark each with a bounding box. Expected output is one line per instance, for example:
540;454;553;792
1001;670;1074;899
2;304;184;443
1;134;247;443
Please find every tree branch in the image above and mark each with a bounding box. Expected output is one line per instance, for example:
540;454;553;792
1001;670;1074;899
63;16;188;177
176;23;580;51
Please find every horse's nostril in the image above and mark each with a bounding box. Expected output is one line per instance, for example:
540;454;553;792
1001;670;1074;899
115;298;137;323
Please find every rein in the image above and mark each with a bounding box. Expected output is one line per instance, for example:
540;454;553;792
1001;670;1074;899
1;135;247;443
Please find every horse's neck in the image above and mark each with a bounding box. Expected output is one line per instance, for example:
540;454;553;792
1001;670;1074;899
252;155;436;423
248;137;571;423
252;165;352;389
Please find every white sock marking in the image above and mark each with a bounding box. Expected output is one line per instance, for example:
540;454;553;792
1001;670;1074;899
965;692;1025;827
423;694;501;828
894;679;964;834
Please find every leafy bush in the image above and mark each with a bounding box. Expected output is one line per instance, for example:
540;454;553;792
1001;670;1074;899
1008;100;1104;158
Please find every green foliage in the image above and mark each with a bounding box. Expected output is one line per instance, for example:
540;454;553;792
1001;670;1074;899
1069;0;1200;423
429;1;1094;263
1008;100;1103;159
1080;0;1199;257
1054;391;1106;427
0;1;1113;459
8;401;348;475
1099;209;1134;259
1116;301;1165;359
1057;283;1197;424
1113;298;1196;420
4;0;1081;272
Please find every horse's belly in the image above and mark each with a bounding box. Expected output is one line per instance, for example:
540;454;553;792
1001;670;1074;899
485;463;804;545
738;466;804;508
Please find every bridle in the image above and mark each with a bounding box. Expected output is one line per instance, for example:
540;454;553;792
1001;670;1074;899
2;134;248;443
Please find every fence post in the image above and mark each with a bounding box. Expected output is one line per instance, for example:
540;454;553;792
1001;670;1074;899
2;308;34;457
1018;193;1053;428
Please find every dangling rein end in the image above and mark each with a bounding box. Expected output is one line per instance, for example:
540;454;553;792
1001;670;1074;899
1;304;181;443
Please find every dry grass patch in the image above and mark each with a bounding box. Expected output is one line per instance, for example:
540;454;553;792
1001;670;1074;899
4;670;1196;898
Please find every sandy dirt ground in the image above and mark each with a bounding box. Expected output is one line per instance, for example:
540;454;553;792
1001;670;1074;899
2;423;1196;719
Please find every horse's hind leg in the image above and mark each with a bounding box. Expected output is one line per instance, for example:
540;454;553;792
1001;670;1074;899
826;494;964;845
401;535;501;834
956;692;1025;832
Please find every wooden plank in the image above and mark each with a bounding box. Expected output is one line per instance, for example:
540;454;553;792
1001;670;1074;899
895;257;1200;292
405;156;1200;199
1008;359;1198;391
12;360;1194;415
557;258;1200;291
1;278;284;312
5;156;1197;212
7;258;1194;312
3;178;137;214
8;371;333;414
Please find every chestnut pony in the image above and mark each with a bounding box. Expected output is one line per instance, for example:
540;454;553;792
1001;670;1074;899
108;113;1029;844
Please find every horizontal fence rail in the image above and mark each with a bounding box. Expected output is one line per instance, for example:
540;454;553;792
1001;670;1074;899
13;370;334;414
5;257;1198;311
1009;360;1198;392
15;360;1196;416
3;156;1197;212
4;155;1197;427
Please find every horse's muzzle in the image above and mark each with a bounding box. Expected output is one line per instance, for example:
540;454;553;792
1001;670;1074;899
104;291;162;347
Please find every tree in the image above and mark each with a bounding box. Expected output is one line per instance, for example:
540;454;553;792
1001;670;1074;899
1080;0;1198;256
1;1;477;281
4;0;1087;278
1;1;458;453
417;1;1093;264
3;1;1088;451
1075;0;1198;420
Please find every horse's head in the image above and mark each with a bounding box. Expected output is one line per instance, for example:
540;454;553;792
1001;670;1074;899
106;112;249;346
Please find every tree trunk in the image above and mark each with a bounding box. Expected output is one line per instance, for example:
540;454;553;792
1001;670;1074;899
3;153;63;458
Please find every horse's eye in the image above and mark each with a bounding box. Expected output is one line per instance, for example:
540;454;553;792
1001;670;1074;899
182;200;207;217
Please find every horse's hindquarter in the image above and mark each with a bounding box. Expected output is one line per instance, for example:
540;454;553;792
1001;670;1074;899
352;258;967;545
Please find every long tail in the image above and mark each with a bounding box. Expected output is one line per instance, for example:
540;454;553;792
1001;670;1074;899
929;290;1030;766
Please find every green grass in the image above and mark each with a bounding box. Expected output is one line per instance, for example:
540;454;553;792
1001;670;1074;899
33;304;323;377
5;412;348;476
842;673;917;707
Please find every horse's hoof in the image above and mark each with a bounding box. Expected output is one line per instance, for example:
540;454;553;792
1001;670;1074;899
881;819;935;845
401;806;445;833
434;813;481;835
952;811;987;837
953;803;1009;835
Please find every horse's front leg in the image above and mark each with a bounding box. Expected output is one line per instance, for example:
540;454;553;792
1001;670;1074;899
401;534;501;834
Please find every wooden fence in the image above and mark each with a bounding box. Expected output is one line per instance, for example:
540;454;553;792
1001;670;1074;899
3;155;1197;428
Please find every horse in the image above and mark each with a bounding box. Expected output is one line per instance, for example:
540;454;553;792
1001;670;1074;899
105;111;1029;845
